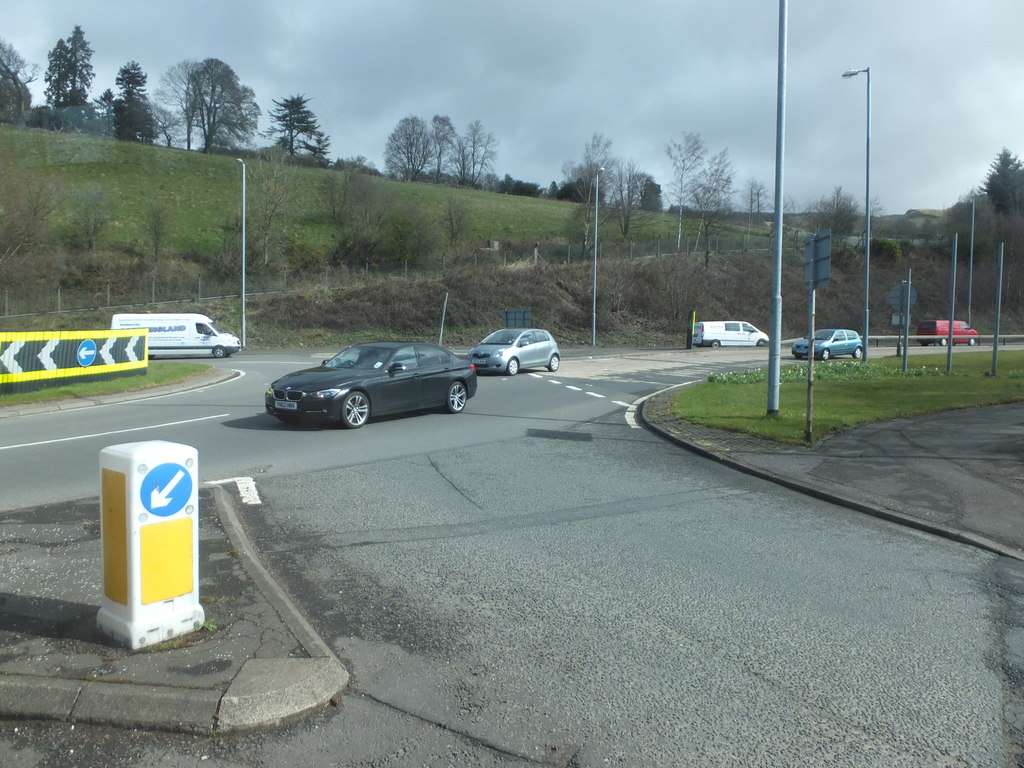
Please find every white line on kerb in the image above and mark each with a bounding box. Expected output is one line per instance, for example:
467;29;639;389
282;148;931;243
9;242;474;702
208;477;262;505
0;413;230;451
624;379;701;429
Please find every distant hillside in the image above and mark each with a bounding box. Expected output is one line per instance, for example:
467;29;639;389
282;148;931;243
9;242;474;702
2;126;1017;347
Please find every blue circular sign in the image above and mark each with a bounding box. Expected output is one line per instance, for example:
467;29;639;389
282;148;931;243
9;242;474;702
77;339;97;367
140;462;193;517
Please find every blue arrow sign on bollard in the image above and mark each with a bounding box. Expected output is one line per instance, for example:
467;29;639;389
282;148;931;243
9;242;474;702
140;462;193;516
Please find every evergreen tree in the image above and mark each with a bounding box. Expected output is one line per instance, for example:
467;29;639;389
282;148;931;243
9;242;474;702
984;148;1024;217
266;94;323;156
44;25;94;108
113;61;154;143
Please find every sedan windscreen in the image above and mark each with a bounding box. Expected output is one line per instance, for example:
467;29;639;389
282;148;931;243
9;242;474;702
325;346;392;370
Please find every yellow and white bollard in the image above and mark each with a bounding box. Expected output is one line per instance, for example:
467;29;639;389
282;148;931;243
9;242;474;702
97;441;204;649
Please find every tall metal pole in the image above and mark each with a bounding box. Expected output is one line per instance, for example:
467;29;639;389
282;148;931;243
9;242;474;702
842;66;871;360
237;158;247;348
992;242;1004;377
767;0;787;415
946;233;957;374
968;195;978;327
591;168;602;346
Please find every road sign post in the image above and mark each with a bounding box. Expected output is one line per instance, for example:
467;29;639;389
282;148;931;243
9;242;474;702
804;231;831;442
97;441;204;649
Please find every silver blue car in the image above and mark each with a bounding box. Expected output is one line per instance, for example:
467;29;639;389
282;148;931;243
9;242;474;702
791;328;864;360
469;328;560;375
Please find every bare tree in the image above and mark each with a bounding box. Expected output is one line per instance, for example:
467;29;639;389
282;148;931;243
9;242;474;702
452;119;497;187
0;37;37;123
322;171;392;266
441;194;468;246
151;103;180;147
665;132;706;249
68;184;110;252
607;158;650;238
743;178;769;248
690;148;734;265
146;203;169;258
430;115;456;183
158;60;200;150
383;115;431;181
561;133;614;249
807;186;859;242
0;153;57;265
248;148;297;270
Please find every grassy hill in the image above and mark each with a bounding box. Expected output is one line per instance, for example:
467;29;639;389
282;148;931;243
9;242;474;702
1;126;1017;349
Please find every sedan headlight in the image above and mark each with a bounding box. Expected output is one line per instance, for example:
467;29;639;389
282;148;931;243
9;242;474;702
314;388;347;399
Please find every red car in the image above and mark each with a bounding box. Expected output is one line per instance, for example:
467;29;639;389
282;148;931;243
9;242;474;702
916;320;979;346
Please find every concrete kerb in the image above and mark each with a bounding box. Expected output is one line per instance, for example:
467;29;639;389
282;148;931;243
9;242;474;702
0;481;348;734
209;482;350;731
636;393;1024;564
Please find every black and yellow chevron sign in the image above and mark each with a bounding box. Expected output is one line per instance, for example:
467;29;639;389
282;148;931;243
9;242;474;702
0;329;149;395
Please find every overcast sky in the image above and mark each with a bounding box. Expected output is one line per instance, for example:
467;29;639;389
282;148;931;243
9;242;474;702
7;1;1024;214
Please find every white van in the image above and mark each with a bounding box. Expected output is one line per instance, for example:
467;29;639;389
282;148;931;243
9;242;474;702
694;321;769;348
111;313;242;358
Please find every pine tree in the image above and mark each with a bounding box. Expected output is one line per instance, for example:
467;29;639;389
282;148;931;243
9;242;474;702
984;148;1024;217
267;94;323;156
44;25;94;108
113;61;154;143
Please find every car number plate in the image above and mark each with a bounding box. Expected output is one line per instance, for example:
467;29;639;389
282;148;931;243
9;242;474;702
275;400;298;410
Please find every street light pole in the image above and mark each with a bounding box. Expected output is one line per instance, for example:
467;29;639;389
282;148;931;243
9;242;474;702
591;167;603;346
968;193;982;327
842;66;871;360
237;158;247;349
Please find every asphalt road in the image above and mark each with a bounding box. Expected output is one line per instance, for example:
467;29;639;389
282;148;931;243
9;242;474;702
0;346;1017;766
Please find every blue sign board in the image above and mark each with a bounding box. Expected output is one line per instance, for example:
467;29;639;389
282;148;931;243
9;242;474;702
140;462;193;517
77;339;97;367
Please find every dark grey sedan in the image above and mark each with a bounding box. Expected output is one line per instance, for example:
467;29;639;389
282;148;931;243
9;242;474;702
265;342;477;428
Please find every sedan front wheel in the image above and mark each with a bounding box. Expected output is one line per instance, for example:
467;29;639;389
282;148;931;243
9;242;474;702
820;348;831;361
506;358;520;376
339;391;370;429
445;381;468;413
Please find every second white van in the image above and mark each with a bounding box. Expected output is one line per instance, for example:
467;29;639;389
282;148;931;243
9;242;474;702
111;313;242;358
694;321;769;348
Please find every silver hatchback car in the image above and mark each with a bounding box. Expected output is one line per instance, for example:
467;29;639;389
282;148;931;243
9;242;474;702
469;328;560;375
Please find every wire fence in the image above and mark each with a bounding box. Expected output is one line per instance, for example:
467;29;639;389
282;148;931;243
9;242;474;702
3;235;783;319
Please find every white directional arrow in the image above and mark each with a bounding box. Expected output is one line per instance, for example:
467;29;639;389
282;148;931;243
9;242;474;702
99;337;116;366
150;469;185;509
37;339;59;370
0;340;24;374
126;336;141;363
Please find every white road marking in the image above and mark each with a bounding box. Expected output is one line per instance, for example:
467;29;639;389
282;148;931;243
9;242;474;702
0;414;230;451
623;380;701;428
208;476;262;505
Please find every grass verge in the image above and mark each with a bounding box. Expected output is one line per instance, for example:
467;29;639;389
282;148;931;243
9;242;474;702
670;350;1024;444
0;362;212;409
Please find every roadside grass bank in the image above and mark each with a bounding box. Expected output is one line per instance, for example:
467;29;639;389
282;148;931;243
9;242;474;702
0;362;210;409
671;350;1024;444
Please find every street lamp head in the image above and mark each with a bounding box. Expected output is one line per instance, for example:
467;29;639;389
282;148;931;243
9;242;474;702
842;68;865;78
